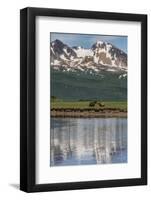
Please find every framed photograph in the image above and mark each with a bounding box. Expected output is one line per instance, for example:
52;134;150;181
20;7;147;192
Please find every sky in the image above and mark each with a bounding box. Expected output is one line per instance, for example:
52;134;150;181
50;32;127;53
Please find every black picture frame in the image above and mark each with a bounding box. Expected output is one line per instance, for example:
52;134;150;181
20;7;147;193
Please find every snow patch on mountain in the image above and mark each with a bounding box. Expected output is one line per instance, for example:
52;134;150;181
73;47;93;58
119;73;127;79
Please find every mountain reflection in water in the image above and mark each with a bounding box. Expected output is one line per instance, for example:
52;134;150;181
50;118;127;166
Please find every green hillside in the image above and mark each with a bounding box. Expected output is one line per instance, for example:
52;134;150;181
51;69;127;101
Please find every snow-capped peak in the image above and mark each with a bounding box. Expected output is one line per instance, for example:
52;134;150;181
95;41;104;47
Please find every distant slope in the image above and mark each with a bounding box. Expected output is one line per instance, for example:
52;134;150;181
51;69;127;101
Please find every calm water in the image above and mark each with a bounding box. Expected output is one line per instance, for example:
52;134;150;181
50;118;127;166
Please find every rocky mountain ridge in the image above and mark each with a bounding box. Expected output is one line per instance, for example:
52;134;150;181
50;39;127;75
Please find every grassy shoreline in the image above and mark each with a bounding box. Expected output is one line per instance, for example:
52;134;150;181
51;101;127;109
51;101;127;118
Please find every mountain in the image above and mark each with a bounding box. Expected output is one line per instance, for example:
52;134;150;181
50;39;127;75
50;39;77;62
50;39;127;101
